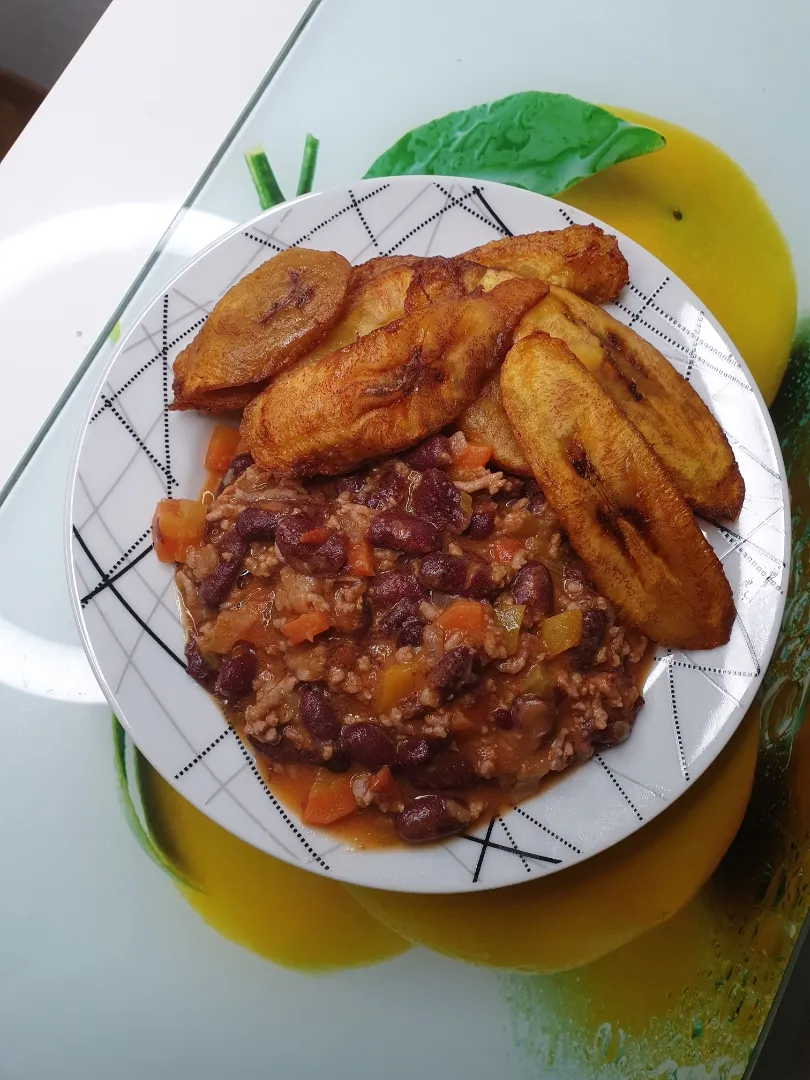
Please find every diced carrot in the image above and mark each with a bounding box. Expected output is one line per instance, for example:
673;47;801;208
300;527;329;545
152;499;207;563
199;469;223;505
452;442;493;471
490;538;523;564
375;658;425;713
204;424;242;472
435;599;487;642
281;610;331;645
369;766;394;794
303;770;357;825
346;537;375;578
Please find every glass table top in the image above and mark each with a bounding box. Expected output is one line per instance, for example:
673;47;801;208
1;1;808;1076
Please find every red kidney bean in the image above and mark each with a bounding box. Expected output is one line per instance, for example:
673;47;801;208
512;562;553;614
412;468;466;532
430;646;481;698
569;609;608;669
298;682;340;741
511;694;556;737
324;749;352;773
340;722;397;769
215;645;256;700
218;452;254;492
276;513;319;563
378;598;420;636
397;618;425;647
308;531;348;577
403;435;452;471
465;507;496;539
198;529;249;607
368;508;440;554
368;569;425;609
527;491;547;514
395;795;465;843
407;748;478;789
562;560;595;598
276;514;347;577
417;552;466;593
235;507;280;542
185;638;212;684
363;468;406;510
335;472;365;495
464;562;499;600
395;736;434;769
491;707;513;730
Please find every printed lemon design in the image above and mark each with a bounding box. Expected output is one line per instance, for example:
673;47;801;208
139;760;408;971
562;107;796;405
348;712;758;971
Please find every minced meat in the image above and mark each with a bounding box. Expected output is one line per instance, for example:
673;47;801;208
176;433;649;845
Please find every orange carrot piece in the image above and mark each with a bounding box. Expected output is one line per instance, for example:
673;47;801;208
452;442;493;471
300;527;329;545
204;424;242;472
346;537;375;578
281;610;331;645
435;599;487;642
199;469;223;505
490;538;523;563
303;770;357;825
152;499;207;563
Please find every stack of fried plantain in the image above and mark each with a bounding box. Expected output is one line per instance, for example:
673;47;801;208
170;223;741;649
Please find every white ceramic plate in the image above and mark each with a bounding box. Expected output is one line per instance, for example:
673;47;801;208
66;177;789;893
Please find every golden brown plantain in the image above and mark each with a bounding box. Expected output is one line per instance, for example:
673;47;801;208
516;287;744;521
458;374;533;476
168;383;263;413
298;262;417;365
241;276;548;477
466;223;629;304
171;248;351;408
296;258;517;368
404;257;518;313
501;331;735;649
348;254;422;292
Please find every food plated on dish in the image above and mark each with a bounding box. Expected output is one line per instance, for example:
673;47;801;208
152;222;743;847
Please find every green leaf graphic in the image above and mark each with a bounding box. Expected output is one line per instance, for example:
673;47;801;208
364;91;665;196
112;717;197;889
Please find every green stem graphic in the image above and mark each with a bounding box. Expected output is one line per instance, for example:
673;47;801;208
244;146;286;209
296;133;320;196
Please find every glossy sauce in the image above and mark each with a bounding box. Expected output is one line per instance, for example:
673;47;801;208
249;643;655;850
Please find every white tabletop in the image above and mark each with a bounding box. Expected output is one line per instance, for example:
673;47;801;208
0;0;312;494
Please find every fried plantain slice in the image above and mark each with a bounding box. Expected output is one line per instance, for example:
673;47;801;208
295;257;517;368
241;276;548;477
466;223;629;304
298;262;417;366
171;248;351;407
458;374;533;476
501;331;735;649
516;286;744;521
404;257;518;313
168;384;264;413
